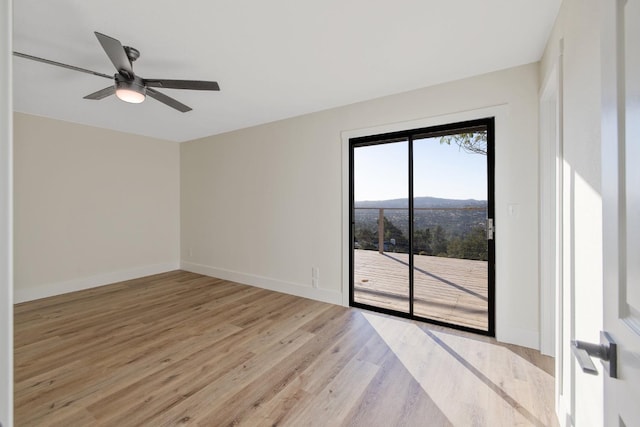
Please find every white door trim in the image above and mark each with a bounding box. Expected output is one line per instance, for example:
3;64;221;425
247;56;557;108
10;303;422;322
539;62;560;357
341;105;511;338
0;0;14;425
541;38;569;427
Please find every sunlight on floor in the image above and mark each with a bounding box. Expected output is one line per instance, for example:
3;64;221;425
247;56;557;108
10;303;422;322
362;312;555;426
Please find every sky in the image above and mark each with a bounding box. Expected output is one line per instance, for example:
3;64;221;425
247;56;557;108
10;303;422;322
353;136;487;201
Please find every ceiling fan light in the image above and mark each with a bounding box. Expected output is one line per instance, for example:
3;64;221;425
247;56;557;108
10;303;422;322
114;77;146;104
115;88;145;103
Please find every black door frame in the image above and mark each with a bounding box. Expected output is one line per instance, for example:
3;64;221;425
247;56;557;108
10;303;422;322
349;117;496;336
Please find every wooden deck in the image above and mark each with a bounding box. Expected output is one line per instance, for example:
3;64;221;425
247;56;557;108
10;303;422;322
353;250;489;330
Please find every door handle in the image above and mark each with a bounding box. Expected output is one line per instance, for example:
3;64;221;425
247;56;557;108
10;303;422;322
487;218;494;240
571;331;617;378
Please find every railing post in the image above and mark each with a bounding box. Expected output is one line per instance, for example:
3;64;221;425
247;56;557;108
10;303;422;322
378;208;384;254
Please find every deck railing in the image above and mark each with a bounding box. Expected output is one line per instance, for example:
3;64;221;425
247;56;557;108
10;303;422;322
354;206;487;254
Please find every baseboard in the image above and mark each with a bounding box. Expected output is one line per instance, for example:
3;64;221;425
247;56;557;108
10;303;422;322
14;261;180;304
180;261;343;305
496;325;540;350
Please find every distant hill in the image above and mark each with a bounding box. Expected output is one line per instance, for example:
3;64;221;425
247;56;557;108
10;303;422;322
354;196;486;209
354;196;488;238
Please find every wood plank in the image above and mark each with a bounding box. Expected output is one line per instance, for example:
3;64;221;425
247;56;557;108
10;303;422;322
354;250;489;329
14;270;557;426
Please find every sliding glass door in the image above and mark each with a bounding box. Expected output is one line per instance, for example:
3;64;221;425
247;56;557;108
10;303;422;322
352;137;410;313
350;118;495;335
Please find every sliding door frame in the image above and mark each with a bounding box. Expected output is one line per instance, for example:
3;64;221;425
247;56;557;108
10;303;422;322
349;117;495;336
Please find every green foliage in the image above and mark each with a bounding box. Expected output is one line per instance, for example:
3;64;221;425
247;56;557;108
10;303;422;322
412;228;432;255
353;216;409;252
382;216;408;249
446;226;488;261
354;217;488;261
353;226;377;250
430;225;448;256
439;131;487;155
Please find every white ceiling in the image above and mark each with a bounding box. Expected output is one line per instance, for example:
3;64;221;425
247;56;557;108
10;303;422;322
13;0;561;142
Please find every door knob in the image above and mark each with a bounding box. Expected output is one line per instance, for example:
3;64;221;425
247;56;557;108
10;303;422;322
571;331;617;378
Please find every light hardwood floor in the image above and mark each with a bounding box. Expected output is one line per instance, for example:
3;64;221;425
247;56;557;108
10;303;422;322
14;271;557;426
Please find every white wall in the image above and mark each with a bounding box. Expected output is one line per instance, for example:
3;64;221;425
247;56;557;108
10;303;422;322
540;0;604;425
13;113;181;302
0;0;13;424
181;63;541;349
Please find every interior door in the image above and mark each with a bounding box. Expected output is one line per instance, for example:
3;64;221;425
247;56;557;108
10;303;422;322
602;0;640;424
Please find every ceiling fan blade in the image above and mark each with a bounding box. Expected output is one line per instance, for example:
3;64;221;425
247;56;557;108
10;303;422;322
146;88;192;112
94;32;134;78
144;79;220;91
83;86;115;100
13;51;113;79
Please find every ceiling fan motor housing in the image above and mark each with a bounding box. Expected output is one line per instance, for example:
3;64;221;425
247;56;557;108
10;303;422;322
114;74;146;103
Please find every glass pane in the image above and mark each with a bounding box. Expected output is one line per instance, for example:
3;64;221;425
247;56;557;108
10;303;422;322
412;130;489;330
353;139;410;313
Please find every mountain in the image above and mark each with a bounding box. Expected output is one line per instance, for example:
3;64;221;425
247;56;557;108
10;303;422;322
354;196;486;209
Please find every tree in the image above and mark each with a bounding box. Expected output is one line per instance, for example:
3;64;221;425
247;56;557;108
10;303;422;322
413;228;432;255
439;131;487;155
353;217;410;252
447;226;488;260
430;225;448;256
381;216;408;251
354;226;377;250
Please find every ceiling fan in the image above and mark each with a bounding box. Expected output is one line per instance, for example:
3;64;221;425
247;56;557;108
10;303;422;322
13;31;220;112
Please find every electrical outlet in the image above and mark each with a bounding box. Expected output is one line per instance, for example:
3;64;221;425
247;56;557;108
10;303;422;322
311;267;319;288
